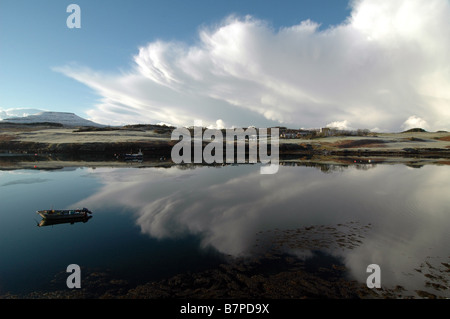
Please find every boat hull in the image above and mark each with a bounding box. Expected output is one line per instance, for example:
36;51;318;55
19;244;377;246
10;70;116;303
38;215;92;227
37;208;92;220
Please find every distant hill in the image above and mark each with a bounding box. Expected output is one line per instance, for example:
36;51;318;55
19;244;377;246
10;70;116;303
0;108;44;120
2;111;105;127
403;127;427;133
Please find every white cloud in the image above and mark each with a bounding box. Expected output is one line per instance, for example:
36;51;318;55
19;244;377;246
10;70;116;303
326;120;353;130
207;119;226;130
55;0;450;131
401;115;429;131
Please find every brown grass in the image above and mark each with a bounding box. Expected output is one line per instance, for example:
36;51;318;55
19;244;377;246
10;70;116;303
330;139;386;149
0;134;15;142
437;136;450;141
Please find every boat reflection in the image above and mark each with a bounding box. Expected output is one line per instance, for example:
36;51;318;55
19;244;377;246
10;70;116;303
37;215;92;227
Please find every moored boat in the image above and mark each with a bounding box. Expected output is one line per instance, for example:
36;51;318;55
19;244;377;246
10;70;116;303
124;149;143;160
37;207;92;220
114;149;144;162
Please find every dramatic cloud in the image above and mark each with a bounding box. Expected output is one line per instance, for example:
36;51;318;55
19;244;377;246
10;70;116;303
56;0;450;131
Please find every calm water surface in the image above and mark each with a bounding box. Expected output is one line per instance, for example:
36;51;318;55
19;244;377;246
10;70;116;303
0;163;449;297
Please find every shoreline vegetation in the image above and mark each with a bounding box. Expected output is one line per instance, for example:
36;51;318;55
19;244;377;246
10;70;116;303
0;122;449;170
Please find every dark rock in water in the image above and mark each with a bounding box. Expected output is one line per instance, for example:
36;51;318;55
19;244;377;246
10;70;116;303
415;290;437;299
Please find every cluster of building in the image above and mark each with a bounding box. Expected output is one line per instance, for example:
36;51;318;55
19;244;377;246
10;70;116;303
278;127;370;139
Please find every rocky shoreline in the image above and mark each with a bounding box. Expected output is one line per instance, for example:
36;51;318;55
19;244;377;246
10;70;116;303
1;139;450;159
2;222;448;300
0;252;405;300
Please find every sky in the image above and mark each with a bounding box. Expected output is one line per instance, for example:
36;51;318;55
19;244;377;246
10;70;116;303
0;0;449;132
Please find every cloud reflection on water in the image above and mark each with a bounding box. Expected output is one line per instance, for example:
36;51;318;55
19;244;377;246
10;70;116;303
74;164;450;295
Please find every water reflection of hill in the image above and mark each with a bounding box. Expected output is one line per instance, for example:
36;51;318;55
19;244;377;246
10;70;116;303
3;153;449;171
280;161;377;173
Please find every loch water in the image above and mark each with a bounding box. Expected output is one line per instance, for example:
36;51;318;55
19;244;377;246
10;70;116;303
0;162;449;297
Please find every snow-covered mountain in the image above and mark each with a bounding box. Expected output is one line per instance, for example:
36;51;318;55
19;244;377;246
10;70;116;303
0;108;44;120
2;111;105;127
